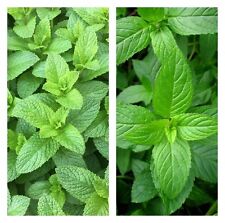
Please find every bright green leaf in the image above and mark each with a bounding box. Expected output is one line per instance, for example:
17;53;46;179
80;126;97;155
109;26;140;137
38;194;65;216
173;113;217;140
8;51;39;80
117;16;151;64
151;26;193;118
8;195;30;216
152;138;191;199
55;124;85;154
16;133;59;174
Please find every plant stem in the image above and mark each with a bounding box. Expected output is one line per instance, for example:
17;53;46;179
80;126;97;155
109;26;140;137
206;201;217;215
188;37;196;60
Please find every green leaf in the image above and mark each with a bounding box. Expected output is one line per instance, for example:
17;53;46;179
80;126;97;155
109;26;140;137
93;137;108;160
8;8;31;20
74;8;108;26
38;194;65;216
81;43;108;81
17;72;43;98
16;119;36;138
59;70;79;92
13;16;36;38
117;148;131;175
8;51;39;80
39;125;58;138
55;124;85;154
151;26;193;118
8;30;28;51
160;168;195;214
137;8;165;22
167;8;218;35
16;133;59;174
8;195;30;216
93;178;108;199
76;80;108;101
124;119;169;145
83;59;100;70
42;81;61;96
165;127;177;144
12;96;54;128
49;175;66;208
32;61;46;78
131;159;149;177
83;193;108;216
45;53;69;83
56;166;102;202
84;111;108;138
56;28;74;42
173;113;217;141
131;169;157;203
8;150;20;182
117;103;154;143
50;106;69;127
166;7;217;17
27;181;51;199
8;129;18;151
117;85;152;105
36;8;61;20
117;16;151;64
74;28;98;69
68;98;101;133
191;141;217;183
188;185;213;206
53;149;86;168
33;18;51;46
45;38;72;54
152;138;191;199
56;88;83;110
188;105;217;118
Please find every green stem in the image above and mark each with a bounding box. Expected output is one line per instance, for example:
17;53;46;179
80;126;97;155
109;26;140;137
206;201;217;215
188;37;196;60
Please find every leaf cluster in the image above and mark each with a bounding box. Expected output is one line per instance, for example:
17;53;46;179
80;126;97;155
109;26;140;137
116;7;218;215
8;7;109;216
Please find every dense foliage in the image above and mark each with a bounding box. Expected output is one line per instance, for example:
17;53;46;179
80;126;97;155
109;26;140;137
116;8;218;215
7;7;109;216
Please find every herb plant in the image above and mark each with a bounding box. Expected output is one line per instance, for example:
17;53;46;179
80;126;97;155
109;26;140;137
8;7;109;216
116;8;218;215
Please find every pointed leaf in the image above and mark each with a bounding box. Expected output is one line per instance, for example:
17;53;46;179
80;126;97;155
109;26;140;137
191;140;217;183
56;166;102;202
117;16;151;64
12;96;54;128
152;138;191;199
151;27;193;118
56;88;83;110
83;193;108;216
55;124;85;154
8;195;30;216
74;28;98;68
8;51;39;80
131;169;157;203
167;8;218;35
174;113;217;140
38;194;65;216
124;119;169;145
16;133;59;173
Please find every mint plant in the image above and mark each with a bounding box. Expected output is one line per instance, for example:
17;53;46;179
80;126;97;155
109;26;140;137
117;8;217;215
8;7;109;216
